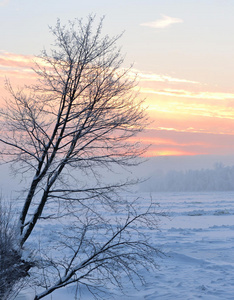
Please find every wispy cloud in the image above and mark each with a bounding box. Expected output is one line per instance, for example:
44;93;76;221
127;68;200;85
132;70;199;84
0;52;51;81
0;52;36;80
140;14;183;29
141;87;234;101
0;52;34;68
0;0;9;7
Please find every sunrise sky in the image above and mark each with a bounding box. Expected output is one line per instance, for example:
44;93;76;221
1;0;234;157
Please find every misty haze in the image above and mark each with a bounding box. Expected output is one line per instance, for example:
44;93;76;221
1;1;234;300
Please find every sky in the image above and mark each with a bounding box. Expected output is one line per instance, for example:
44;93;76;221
1;0;234;157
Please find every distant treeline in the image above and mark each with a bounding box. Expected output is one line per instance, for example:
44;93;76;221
141;164;234;192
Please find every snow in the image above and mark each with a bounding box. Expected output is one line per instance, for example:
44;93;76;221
17;191;234;299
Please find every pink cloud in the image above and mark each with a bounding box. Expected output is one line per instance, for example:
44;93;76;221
137;128;234;156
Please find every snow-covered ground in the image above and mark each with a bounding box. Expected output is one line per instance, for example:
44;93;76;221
18;191;234;299
147;192;234;300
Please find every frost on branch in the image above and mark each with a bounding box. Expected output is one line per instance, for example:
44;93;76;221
0;200;33;300
0;16;162;299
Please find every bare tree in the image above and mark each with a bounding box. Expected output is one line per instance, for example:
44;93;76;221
0;16;161;299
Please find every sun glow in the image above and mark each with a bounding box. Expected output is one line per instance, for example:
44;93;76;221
1;52;234;157
146;149;198;157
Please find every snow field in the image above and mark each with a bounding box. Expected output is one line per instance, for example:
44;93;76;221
17;192;234;299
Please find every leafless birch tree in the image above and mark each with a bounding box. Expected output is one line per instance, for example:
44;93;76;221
0;16;161;299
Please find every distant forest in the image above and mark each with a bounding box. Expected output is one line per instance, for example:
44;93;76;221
141;164;234;192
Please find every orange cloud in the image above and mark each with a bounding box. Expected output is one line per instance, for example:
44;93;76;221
0;52;49;79
146;149;197;157
141;87;234;101
1;52;234;157
148;109;234;135
138;127;234;157
0;52;48;103
0;52;34;67
141;84;234;125
0;52;37;85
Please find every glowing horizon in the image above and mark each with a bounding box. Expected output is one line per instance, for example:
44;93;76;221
1;0;234;160
1;51;234;157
